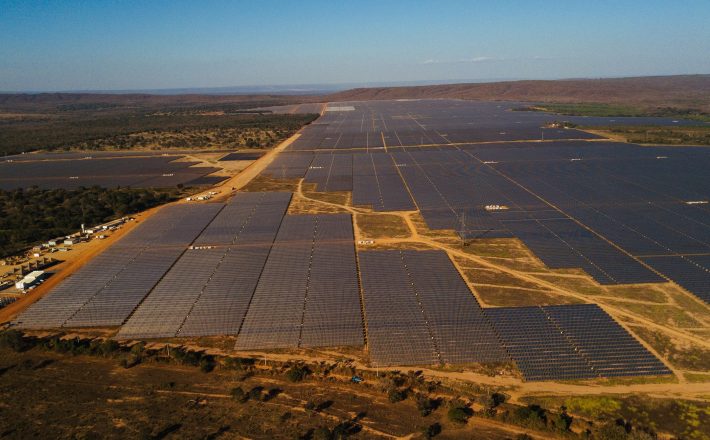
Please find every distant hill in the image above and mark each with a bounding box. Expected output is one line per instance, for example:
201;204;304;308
325;75;710;112
2;75;709;113
0;93;319;112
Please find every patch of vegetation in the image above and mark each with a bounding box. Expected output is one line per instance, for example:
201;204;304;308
0;111;318;155
590;125;710;146
629;325;710;370
523;395;710;440
356;213;410;239
447;400;473;425
285;363;310;382
605;300;701;328
518;103;710;122
0;186;183;258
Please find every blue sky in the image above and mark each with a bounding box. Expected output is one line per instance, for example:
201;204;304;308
1;0;709;92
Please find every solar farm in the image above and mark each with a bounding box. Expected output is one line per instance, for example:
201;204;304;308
11;99;710;383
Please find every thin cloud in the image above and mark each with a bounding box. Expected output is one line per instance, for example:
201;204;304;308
421;55;557;65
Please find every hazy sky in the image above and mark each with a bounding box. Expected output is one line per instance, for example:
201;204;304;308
2;0;709;92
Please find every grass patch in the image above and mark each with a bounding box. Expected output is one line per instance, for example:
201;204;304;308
240;175;299;192
522;103;710;122
685;372;710;383
474;285;580;307
629;325;710;371
604;285;669;303
302;191;350;206
586;125;710;146
356;213;410;239
605;300;701;328
522;394;710;440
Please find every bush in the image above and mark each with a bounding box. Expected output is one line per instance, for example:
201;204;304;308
510;405;547;430
285;364;310;382
311;427;332;440
447;401;473;425
387;388;407;403
0;330;32;352
415;394;438;416
199;355;215;373
230;387;248;403
98;339;120;357
248;386;263;401
423;422;441;439
120;354;141;369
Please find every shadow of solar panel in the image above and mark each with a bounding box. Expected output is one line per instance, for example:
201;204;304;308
543;304;672;377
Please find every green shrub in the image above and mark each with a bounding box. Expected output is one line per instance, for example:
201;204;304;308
415;394;438;416
285;364;310;382
447;401;473;425
98;339;120;356
0;330;32;352
199;355;215;373
230;387;248;403
120;354;141;369
423;422;441;439
311;427;332;440
387;388;407;403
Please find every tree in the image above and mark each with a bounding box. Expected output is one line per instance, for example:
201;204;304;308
447;400;473;425
423;423;441;439
0;330;32;352
387;388;407;403
285;364;310;382
199;355;216;373
415;394;438;416
230;387;248;403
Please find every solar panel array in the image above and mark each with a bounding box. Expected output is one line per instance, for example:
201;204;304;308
236;213;363;350
359;249;507;366
14;204;223;329
487;304;671;381
304;153;353;192
352;153;416;211
285;100;608;151
117;192;291;338
262;152;313;179
267;99;708;301
0;156;222;190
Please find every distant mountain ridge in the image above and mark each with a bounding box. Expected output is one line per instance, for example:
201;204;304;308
2;75;708;112
325;75;710;111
